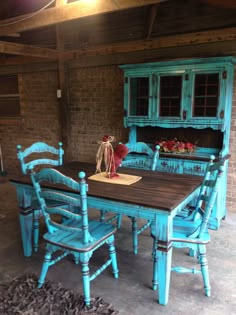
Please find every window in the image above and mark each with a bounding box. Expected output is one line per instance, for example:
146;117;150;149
0;75;20;118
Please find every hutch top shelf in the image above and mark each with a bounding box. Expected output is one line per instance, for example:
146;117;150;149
120;56;236;131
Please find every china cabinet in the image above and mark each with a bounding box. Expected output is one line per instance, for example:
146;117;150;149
120;56;236;229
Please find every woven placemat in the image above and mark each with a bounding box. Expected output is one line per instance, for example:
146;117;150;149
88;172;142;185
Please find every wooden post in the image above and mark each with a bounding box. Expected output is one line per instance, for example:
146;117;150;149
55;1;71;161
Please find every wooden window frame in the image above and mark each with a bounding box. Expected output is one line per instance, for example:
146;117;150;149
0;74;21;120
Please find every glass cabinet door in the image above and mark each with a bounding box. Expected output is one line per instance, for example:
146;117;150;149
129;77;150;117
193;73;220;118
121;57;234;129
159;75;183;117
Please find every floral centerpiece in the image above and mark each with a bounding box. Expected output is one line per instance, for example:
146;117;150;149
154;138;196;154
96;135;129;178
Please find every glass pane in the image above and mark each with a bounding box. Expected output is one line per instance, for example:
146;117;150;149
193;73;219;117
0;97;20;117
207;97;218;106
206;107;217;116
194;107;205;116
130;77;149;116
159;75;182;117
0;75;19;95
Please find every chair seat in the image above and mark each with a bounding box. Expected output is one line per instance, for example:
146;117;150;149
172;219;210;244
43;220;117;252
151;218;210;245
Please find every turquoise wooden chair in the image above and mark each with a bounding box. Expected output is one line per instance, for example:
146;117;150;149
17;142;64;175
16;141;64;253
151;158;225;298
122;142;159;170
30;167;119;307
121;142;160;255
99;142;159;255
175;154;216;220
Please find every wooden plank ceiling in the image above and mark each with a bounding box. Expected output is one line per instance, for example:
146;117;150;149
0;0;236;64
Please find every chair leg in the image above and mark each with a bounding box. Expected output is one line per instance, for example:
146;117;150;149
131;217;138;255
100;210;106;222
152;238;158;290
189;248;196;257
33;212;40;253
80;254;91;307
117;214;122;229
38;250;52;288
198;244;211;297
107;235;119;279
100;211;122;229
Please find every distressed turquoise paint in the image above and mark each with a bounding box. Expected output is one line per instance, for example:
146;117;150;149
17;142;64;175
151;159;224;300
16;142;65;255
10;162;202;306
121;142;160;254
120;56;235;230
30;168;118;307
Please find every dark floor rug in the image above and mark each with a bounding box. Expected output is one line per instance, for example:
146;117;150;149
0;274;119;315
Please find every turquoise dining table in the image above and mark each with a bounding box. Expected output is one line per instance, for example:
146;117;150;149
10;161;202;305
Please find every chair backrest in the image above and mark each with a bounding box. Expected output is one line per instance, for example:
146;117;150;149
30;167;94;244
191;157;225;238
122;142;159;171
17;142;64;175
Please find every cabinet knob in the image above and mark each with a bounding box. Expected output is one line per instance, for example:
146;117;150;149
182;110;187;120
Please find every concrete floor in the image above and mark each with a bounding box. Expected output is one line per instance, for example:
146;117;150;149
0;178;236;315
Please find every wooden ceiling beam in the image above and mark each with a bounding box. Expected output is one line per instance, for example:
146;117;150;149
2;26;236;66
73;26;236;57
146;4;158;40
0;40;74;59
0;1;166;36
0;55;54;66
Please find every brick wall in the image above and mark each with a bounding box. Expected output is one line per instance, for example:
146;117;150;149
227;69;236;212
69;65;129;163
0;71;61;175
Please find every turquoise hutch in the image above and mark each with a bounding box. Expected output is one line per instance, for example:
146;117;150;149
120;56;236;230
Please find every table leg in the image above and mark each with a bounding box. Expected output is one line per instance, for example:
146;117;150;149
19;208;33;257
16;185;33;257
157;241;172;305
155;215;173;305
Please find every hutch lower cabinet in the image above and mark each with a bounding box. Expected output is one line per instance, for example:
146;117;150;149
120;56;236;229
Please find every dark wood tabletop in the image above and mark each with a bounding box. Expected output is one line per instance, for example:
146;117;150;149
10;161;203;213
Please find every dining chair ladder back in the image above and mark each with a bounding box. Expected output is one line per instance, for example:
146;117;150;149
16;141;64;253
118;142;160;255
30;167;119;307
151;158;225;298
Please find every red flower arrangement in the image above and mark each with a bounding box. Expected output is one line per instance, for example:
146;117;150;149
154;138;196;154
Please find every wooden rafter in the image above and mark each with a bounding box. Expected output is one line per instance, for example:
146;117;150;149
73;26;236;57
0;0;167;36
55;0;72;161
0;40;74;59
1;26;236;63
0;55;53;65
146;4;158;40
